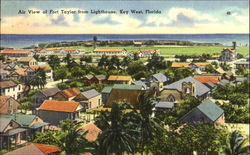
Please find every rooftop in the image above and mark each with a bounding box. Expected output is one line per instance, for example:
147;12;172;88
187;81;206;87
38;100;80;113
94;49;125;52
82;89;100;99
1;49;31;54
0;80;18;88
108;75;132;81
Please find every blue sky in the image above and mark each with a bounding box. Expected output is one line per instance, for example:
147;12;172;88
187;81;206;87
1;0;249;34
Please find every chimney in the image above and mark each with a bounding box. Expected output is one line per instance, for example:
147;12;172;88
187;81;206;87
232;41;236;50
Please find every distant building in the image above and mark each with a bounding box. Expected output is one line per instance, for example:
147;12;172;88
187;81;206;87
148;73;169;93
73;89;102;110
37;100;83;125
1;49;32;57
93;49;127;55
33;87;60;110
234;61;250;70
0;81;23;100
159;77;211;104
60;49;80;55
17;57;38;67
220;42;238;62
139;49;158;57
179;99;225;124
53;88;81;101
107;75;133;84
133;42;142;47
83;74;107;86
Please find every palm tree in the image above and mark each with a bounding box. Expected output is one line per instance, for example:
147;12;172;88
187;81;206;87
138;92;163;155
59;120;93;155
31;68;46;89
96;102;139;155
223;130;250;155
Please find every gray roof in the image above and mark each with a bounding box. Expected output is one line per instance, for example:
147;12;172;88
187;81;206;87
82;89;100;99
234;62;250;65
95;75;106;81
217;79;230;86
205;81;216;88
235;77;249;82
133;80;148;89
40;87;60;97
0;117;12;132
164;76;210;96
155;102;174;109
152;73;168;82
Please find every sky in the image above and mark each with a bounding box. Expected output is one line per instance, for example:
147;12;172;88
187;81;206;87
1;0;249;34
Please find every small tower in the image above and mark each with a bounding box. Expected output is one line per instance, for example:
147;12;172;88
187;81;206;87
182;82;196;97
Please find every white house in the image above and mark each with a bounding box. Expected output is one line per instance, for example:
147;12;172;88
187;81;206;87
0;80;23;100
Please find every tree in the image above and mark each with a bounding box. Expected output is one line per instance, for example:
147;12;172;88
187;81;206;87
96;102;140;155
127;61;148;76
147;53;167;73
110;55;121;69
30;68;47;89
33;54;40;61
223;130;250;155
121;56;132;71
205;64;216;73
138;92;163;155
93;36;97;49
71;66;85;79
47;55;61;70
98;55;109;69
54;66;69;83
40;56;47;62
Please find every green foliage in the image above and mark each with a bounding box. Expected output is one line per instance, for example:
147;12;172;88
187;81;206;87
54;66;70;82
57;82;70;90
147;53;167;73
47;55;61;70
30;68;47;89
127;60;150;80
205;64;217;73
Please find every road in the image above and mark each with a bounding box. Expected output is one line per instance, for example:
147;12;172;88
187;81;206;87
45;79;69;88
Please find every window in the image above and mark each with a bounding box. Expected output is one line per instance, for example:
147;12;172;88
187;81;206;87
186;88;191;94
8;88;10;92
13;87;15;91
19;85;21;90
167;94;175;102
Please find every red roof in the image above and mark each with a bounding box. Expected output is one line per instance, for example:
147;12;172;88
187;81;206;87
1;49;31;54
194;76;220;84
94;49;125;52
38;100;80;113
32;143;62;155
61;88;81;98
82;123;102;142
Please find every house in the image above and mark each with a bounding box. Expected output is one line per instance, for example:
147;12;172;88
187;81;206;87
0;81;23;100
159;77;211;104
148;73;169;93
84;42;93;47
0;68;10;81
9;67;35;83
53;88;81;101
1;49;32;57
132;80;148;90
139;49;158;57
133;42;142;47
93;49;127;55
171;62;191;69
235;61;250;70
60;49;80;55
101;87;113;105
83;74;107;86
179;99;225;124
155;101;175;109
0;114;49;139
190;62;211;72
220;42;238;62
37;100;83;125
0;117;27;150
105;84;145;109
33;87;61;110
5;143;62;155
73;89;102;110
194;75;220;89
17;57;38;67
30;65;54;82
107;75;133;84
81;123;102;142
0;96;20;114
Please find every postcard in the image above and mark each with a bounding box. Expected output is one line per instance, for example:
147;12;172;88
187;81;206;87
0;0;249;154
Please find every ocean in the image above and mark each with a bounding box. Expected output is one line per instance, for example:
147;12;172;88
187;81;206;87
1;34;249;49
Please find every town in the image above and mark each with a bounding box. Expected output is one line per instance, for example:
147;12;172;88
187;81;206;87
0;39;249;155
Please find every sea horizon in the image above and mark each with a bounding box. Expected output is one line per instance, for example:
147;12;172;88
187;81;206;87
1;33;249;49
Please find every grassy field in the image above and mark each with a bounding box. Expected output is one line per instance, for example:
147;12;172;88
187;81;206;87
60;46;249;56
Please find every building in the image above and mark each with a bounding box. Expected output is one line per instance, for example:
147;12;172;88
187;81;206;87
235;62;250;70
171;62;191;69
101;87;113;105
6;143;62;155
0;114;49;139
139;49;158;57
0;81;23;100
93;49;127;55
190;62;211;72
37;100;83;125
159;77;211;104
30;65;54;81
148;73;169;93
133;42;142;47
60;49;80;55
1;49;32;57
53;88;81;101
73;89;102;110
9;67;35;83
17;57;38;67
33;87;61;110
83;74;107;86
179;99;225;124
0;117;27;150
105;84;145;109
107;75;133;84
81;123;102;142
220;42;238;62
0;96;20;114
194;75;220;89
155;101;175;110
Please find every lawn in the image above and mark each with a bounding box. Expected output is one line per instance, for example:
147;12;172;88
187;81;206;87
60;46;249;56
